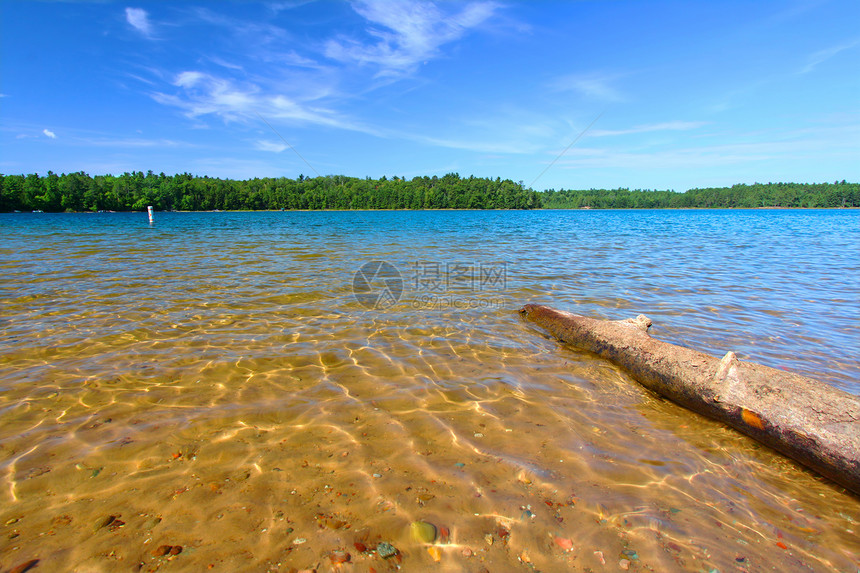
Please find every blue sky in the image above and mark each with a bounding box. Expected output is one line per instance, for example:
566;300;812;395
1;0;858;191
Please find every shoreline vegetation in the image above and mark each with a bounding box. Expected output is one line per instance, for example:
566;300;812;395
0;171;857;212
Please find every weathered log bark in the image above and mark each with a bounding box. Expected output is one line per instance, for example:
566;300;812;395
519;303;860;496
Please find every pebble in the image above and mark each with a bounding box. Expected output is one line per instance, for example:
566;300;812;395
8;560;39;573
484;534;494;546
322;518;347;530
354;541;367;553
594;550;605;565
462;548;473;558
554;536;573;552
293;538;307;545
329;550;351;564
52;515;72;527
93;515;117;533
376;541;398;559
372;473;382;478
454;462;465;468
438;526;450;544
411;520;437;544
519;550;531;564
427;546;442;562
5;518;20;526
151;544;182;557
622;549;638;560
619;558;630;570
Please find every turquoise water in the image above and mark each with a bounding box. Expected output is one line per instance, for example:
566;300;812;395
1;209;858;572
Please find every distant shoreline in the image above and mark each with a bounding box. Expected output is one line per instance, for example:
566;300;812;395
1;172;856;211
5;206;858;214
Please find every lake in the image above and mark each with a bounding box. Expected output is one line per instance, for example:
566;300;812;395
0;209;858;572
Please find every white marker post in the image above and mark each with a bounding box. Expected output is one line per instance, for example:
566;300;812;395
147;205;154;224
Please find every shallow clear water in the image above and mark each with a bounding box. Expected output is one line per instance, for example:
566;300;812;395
0;209;858;572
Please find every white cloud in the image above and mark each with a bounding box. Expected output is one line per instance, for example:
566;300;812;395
409;133;534;154
551;123;860;172
78;137;183;148
43;129;57;139
255;140;288;153
174;71;206;88
268;1;317;14
801;39;860;74
550;73;626;102
208;57;244;72
325;0;498;75
590;121;707;137
152;71;376;134
125;7;153;36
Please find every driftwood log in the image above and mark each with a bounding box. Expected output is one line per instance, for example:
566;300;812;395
519;303;860;496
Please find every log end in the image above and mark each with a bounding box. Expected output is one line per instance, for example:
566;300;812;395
626;314;652;332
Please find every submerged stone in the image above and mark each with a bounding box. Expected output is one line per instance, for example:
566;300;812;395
92;515;116;533
377;541;398;559
410;520;437;544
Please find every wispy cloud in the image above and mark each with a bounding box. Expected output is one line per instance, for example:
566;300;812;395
325;0;499;75
125;7;153;37
268;1;318;14
550;73;627;102
408;133;536;155
590;121;707;137
207;57;244;72
152;71;376;134
255;140;288;153
144;3;500;146
43;129;57;139
552;122;860;172
77;137;184;148
388;103;558;155
189;7;287;47
800;39;860;74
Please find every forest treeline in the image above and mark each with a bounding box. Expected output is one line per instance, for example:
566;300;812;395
0;171;857;211
0;171;540;212
542;181;859;208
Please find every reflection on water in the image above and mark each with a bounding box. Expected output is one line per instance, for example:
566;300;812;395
0;210;858;572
